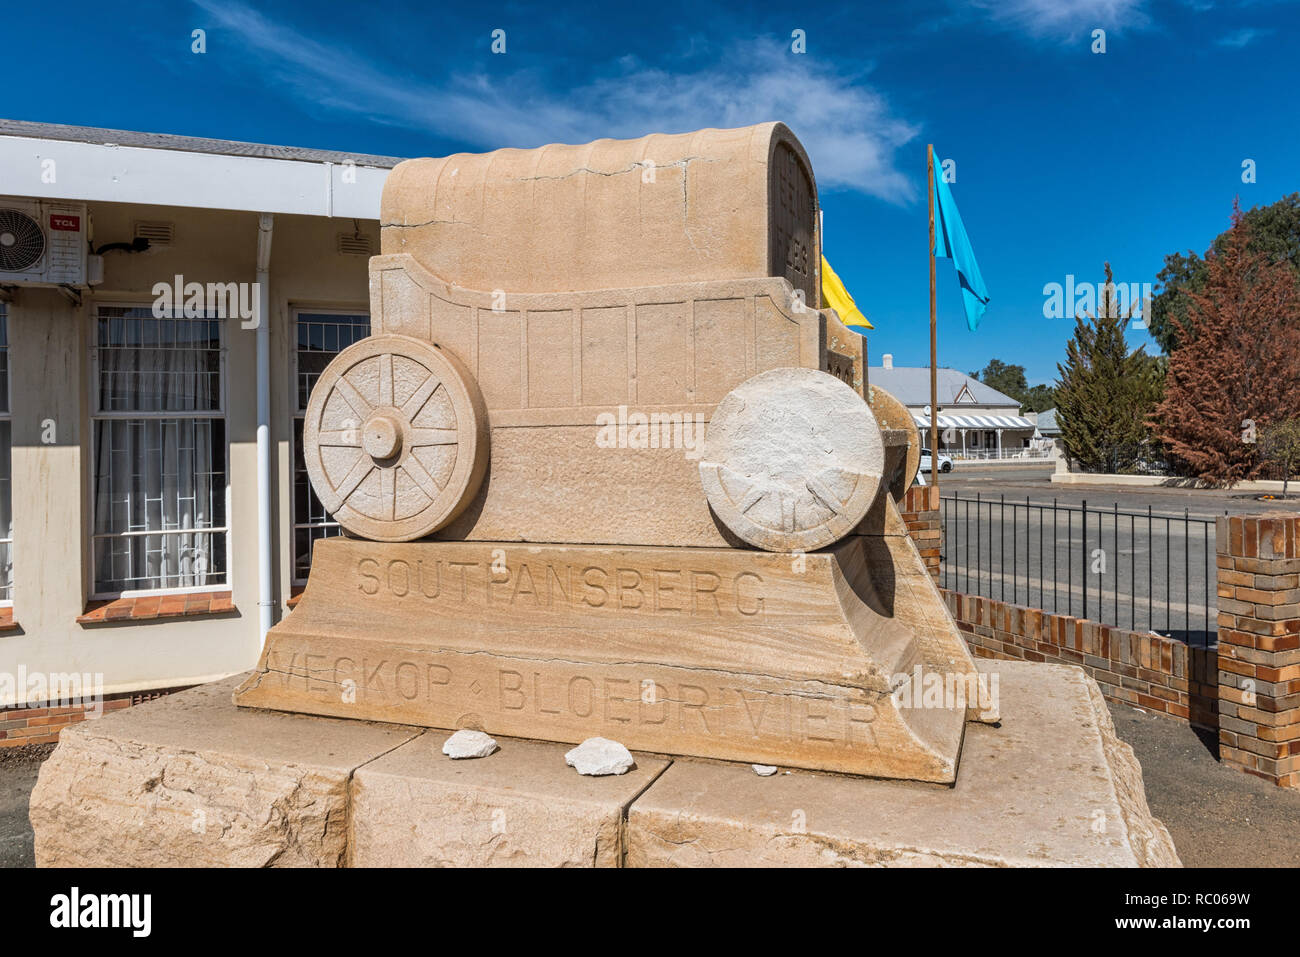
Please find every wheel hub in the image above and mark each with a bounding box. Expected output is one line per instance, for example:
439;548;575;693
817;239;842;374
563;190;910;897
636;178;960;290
362;413;402;460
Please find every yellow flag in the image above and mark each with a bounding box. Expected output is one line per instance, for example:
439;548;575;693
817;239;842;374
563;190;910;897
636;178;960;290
820;255;873;330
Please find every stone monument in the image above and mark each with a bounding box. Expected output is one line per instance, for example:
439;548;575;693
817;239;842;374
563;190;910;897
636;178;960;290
30;123;1179;867
233;122;993;783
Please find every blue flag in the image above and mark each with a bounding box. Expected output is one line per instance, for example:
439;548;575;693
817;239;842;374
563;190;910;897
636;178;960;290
932;167;989;331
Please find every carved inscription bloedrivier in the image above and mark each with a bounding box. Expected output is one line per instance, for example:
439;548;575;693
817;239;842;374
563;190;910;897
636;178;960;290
356;557;766;617
264;648;880;751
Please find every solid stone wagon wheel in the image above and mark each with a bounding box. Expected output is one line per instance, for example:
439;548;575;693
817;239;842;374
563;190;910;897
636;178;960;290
868;384;921;501
698;368;885;552
303;334;488;542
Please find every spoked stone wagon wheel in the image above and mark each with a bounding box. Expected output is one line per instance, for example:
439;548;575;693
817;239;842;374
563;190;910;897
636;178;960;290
698;368;885;552
303;334;489;542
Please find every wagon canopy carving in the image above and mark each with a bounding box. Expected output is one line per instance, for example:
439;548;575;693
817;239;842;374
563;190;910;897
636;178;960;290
380;122;820;306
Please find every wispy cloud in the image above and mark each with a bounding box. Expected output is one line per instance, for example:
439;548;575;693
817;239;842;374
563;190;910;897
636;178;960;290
1217;26;1273;47
964;0;1152;39
190;1;919;202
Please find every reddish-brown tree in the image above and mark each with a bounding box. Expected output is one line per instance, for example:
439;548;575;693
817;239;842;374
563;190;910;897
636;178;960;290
1154;205;1300;484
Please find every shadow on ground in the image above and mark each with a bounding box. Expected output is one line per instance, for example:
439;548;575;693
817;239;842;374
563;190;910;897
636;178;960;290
1109;701;1300;867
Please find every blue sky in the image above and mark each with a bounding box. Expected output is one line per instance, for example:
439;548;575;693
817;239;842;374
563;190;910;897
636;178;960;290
9;0;1299;384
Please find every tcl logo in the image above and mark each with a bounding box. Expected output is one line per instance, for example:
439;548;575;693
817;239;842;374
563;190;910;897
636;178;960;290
49;214;81;231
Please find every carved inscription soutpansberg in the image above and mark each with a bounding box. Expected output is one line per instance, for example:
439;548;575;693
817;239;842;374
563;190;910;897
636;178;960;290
355;556;766;618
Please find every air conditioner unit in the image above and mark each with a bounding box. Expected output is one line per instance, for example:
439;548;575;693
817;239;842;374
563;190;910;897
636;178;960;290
0;198;99;288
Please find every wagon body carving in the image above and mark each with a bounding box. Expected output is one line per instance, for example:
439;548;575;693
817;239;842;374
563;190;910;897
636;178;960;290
304;123;916;548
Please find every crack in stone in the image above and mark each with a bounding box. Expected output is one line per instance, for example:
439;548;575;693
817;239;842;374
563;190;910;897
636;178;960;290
382;218;473;228
509;156;712;185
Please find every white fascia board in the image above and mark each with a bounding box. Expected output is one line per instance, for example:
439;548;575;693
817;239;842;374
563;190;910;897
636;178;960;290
0;135;387;219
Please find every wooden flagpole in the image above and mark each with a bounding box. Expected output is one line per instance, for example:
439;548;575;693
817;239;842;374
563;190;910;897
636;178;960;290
928;144;939;496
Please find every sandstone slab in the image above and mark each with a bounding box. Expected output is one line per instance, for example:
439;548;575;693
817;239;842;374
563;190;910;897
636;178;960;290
625;661;1181;868
350;734;668;867
31;664;1178;868
852;490;996;725
29;676;419;868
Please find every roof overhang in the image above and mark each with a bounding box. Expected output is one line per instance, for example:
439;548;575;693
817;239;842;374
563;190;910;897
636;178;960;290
913;413;1035;430
0;134;389;219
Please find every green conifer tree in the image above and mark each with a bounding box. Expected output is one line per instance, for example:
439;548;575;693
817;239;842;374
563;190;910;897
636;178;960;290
1055;264;1162;473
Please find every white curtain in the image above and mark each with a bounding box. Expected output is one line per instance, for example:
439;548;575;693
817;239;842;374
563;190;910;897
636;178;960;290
94;316;221;592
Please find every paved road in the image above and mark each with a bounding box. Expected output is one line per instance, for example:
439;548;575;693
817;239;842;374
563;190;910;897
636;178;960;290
940;495;1216;642
926;463;1300;644
936;462;1299;519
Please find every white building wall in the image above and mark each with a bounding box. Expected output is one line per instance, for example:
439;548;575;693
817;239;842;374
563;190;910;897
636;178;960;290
1;201;375;702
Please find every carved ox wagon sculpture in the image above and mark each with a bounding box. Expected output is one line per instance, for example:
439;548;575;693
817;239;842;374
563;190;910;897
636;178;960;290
236;123;992;783
302;123;916;549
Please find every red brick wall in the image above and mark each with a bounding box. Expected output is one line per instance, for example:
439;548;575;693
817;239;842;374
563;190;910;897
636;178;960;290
1216;514;1300;787
899;485;1217;728
900;485;940;582
902;497;1300;790
939;589;1218;728
0;687;191;747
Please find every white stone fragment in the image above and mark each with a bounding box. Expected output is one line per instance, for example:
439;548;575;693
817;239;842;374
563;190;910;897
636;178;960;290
442;729;498;759
752;764;778;776
565;737;634;776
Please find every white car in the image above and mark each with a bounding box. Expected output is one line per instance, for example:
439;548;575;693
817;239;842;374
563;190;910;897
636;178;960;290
920;449;953;473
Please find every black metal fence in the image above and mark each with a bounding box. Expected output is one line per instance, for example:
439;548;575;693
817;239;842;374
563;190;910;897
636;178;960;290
939;494;1220;647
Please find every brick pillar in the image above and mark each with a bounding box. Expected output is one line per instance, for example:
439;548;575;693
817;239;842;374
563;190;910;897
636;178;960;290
901;485;941;583
1216;513;1300;787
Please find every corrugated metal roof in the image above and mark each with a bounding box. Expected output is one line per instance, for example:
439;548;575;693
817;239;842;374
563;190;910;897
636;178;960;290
0;118;406;168
870;365;1021;409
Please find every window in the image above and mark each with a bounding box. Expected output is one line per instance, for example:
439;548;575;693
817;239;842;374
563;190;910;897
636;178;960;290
91;306;227;595
0;306;11;602
292;310;370;583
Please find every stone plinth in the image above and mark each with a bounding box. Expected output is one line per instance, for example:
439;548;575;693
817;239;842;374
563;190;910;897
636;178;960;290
234;529;993;783
30;662;1179;868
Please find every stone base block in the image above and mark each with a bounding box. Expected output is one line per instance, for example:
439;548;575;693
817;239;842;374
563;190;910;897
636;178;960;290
30;662;1180;867
29;677;420;867
626;662;1181;867
351;735;669;867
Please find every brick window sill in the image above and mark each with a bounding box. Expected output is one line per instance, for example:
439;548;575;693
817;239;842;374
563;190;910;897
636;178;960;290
0;608;18;633
77;590;236;625
286;586;305;610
